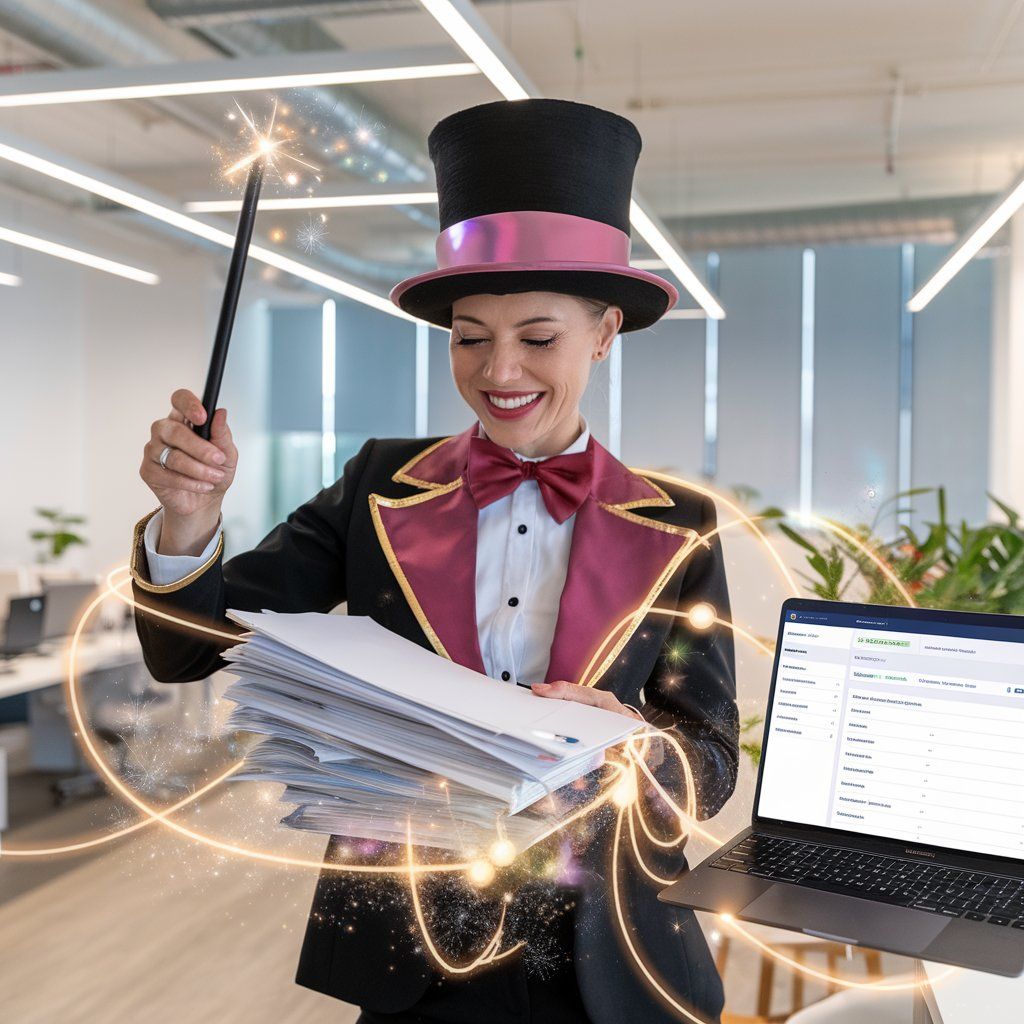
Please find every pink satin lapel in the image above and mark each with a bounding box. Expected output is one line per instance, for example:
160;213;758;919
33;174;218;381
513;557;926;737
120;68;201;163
544;497;690;686
373;483;486;674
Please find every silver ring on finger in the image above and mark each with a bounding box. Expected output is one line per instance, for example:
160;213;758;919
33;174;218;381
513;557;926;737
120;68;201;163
158;445;174;469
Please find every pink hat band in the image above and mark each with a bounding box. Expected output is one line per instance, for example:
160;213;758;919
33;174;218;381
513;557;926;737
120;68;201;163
436;210;631;270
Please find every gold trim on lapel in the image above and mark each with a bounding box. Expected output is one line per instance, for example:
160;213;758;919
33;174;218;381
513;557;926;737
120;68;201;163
391;436;459;489
580;525;705;688
129;508;225;594
607;475;675;511
367;480;463;661
374;432;701;686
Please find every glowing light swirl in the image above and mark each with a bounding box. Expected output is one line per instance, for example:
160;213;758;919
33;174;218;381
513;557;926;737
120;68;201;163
2;472;948;1008
406;825;524;973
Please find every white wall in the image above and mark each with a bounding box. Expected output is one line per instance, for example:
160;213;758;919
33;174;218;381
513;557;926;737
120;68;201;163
0;189;276;578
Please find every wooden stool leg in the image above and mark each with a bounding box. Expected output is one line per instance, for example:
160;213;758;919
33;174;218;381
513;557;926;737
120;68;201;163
757;955;774;1020
826;949;840;994
791;948;805;1013
865;950;882;979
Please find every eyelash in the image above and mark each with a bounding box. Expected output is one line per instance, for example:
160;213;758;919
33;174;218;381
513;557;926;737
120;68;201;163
455;336;557;348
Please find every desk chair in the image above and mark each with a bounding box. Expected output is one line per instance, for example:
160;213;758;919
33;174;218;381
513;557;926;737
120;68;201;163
42;662;176;804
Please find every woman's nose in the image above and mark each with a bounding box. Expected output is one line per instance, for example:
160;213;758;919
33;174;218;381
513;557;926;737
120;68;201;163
482;354;523;385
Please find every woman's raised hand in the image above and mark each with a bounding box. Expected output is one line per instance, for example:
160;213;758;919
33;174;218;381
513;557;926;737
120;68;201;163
139;388;237;553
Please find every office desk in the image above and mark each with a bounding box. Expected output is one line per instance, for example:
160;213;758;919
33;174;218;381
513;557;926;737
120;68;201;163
0;629;144;829
0;630;144;699
918;957;1024;1022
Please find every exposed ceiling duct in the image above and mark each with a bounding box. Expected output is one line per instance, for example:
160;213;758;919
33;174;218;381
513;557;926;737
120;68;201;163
662;195;999;252
150;0;542;26
0;0;435;286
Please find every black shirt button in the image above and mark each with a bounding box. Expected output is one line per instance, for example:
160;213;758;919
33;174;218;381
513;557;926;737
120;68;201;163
501;670;511;681
517;524;528;534
508;596;519;607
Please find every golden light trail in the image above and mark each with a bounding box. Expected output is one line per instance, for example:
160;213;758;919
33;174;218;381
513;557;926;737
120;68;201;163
640;471;802;596
576;516;760;690
718;915;958;992
793;511;918;607
611;805;709;1024
26;577;468;876
406;826;524;973
1;466;949;1008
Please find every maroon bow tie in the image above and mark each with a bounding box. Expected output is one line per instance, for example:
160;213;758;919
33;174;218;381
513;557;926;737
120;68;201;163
466;434;595;524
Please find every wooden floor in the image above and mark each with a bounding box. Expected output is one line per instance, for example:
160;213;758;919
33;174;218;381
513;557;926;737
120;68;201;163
0;730;910;1023
0;735;360;1023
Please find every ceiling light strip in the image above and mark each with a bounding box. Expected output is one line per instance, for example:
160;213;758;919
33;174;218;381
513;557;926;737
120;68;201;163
186;191;439;213
0;225;158;284
0;47;479;107
630;200;725;320
418;0;531;101
417;0;723;320
0;270;21;286
0;133;417;320
907;169;1024;312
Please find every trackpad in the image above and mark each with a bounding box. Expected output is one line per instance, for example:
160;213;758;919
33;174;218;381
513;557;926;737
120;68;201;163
743;885;948;951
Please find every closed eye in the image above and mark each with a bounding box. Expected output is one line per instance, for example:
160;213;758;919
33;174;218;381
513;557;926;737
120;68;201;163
455;336;557;348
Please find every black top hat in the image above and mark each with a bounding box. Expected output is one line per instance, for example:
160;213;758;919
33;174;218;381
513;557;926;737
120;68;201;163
390;98;678;333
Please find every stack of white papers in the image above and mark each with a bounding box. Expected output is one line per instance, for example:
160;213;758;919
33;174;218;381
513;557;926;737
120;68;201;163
221;610;642;852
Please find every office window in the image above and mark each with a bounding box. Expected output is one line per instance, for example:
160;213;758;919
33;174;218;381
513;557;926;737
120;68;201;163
268;302;416;523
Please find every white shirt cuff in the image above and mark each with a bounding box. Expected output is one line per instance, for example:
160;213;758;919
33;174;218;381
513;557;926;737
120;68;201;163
143;508;223;587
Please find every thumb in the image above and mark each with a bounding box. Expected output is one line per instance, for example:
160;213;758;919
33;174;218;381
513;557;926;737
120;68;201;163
209;407;234;452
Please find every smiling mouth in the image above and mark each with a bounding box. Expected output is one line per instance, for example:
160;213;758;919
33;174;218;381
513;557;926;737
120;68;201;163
484;391;543;410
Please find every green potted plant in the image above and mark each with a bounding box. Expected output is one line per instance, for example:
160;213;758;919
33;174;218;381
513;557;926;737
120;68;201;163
30;507;87;564
734;487;1024;767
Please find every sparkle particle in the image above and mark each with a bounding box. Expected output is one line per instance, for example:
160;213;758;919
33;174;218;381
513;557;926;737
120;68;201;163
297;214;327;255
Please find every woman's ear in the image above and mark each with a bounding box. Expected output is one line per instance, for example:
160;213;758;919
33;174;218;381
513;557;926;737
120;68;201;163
592;305;624;361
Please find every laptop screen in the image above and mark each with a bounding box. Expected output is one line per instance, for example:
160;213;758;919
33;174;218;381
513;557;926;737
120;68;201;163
755;600;1024;863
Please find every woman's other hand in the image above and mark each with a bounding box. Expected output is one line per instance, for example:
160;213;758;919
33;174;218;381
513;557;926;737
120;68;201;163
139;388;237;554
530;680;644;721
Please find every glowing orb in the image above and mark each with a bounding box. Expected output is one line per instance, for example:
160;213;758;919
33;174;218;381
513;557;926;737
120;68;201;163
688;602;716;631
612;777;636;808
488;839;516;867
467;858;496;888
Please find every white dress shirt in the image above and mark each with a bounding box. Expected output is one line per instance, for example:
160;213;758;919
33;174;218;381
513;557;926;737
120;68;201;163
143;418;590;686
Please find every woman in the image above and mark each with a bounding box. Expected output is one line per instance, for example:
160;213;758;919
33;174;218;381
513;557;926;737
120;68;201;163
131;99;739;1023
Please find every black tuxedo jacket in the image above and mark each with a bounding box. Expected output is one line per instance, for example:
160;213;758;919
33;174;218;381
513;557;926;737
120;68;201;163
129;430;739;1023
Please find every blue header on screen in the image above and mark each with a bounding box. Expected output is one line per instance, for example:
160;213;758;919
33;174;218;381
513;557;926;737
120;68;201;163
783;600;1024;645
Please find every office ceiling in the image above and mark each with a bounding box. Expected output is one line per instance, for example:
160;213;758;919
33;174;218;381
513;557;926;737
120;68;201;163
0;0;1022;283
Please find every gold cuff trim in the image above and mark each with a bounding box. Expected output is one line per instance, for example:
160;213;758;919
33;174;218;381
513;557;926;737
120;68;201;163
367;482;462;661
129;507;224;594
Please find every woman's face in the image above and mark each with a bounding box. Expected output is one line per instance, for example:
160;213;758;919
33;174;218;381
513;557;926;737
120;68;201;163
449;291;622;458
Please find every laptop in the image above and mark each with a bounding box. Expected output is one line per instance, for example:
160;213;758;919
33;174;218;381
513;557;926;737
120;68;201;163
1;594;46;656
41;579;100;640
660;597;1024;976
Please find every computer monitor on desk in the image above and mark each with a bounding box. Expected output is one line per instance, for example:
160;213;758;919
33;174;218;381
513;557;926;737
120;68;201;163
41;580;101;640
1;595;45;657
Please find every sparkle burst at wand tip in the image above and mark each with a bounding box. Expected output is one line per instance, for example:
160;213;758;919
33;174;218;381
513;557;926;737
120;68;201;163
222;98;320;181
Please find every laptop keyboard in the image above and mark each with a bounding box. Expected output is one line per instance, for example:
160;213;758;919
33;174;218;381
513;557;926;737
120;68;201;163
712;834;1024;927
